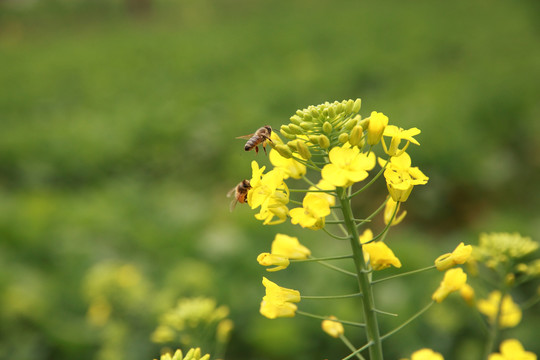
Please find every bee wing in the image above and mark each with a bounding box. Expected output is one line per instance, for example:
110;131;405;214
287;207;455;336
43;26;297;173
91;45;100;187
226;187;236;198
236;134;254;140
229;198;239;212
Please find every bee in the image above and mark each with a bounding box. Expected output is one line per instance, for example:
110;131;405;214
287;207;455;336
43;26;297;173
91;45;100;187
236;125;273;154
227;179;251;211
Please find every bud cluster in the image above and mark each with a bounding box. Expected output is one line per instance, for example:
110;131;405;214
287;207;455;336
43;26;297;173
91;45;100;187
275;99;371;159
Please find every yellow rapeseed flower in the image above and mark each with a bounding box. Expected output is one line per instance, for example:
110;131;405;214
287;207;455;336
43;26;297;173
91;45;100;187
459;283;475;306
155;348;210;360
380;152;429;202
260;277;301;319
257;232;311;271
269;148;306;179
477;291;522;328
290;193;331;230
360;229;402;271
248;161;289;225
408;348;444;360
367;111;389;145
384;197;407;226
321;316;345;338
308;179;336;207
488;339;537;360
435;242;473;271
271;233;311;259
432;268;467;303
321;145;376;188
474;232;538;268
382;125;421;156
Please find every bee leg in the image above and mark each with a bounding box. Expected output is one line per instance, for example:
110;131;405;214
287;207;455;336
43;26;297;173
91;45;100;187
263;144;267;155
255;146;259;154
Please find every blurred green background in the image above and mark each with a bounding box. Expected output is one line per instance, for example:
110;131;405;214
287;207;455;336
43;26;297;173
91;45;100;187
1;0;539;359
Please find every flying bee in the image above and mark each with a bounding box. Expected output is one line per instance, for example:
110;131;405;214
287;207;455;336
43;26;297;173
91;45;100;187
227;179;252;212
236;125;273;154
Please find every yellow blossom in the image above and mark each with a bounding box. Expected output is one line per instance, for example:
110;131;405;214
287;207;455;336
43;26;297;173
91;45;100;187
459;283;475;306
269;135;306;180
367;111;389;145
360;229;402;270
308;179;336;207
248;161;289;225
260;277;301;319
382;125;421;156
477;291;522;328
271;233;311;259
254;197;289;225
432;268;467;303
379;152;428;202
384;197;407;226
488;339;537;360
155;348;210;360
257;253;290;272
290;193;331;230
435;242;473;271
321;316;344;338
407;348;444;360
321;145;376;187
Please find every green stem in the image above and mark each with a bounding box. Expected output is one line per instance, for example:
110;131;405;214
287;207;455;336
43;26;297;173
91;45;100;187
296;310;366;328
342;342;373;360
380;301;434;341
483;289;506;360
356;199;388;230
349;159;389;199
337;187;384;360
322;227;351;241
292;254;353;262
340;334;366;360
301;292;362;300
318;261;358;277
371;265;436;285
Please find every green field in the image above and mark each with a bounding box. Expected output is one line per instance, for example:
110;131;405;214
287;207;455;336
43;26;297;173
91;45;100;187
1;1;539;359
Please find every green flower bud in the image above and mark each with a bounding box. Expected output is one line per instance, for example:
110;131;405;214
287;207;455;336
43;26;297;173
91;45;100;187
328;106;336;119
310;108;320;118
303;113;313;122
308;135;320;144
336;102;344;114
290;115;302;125
275;144;293;159
287;140;298;151
344;117;358;130
296;141;312;160
353;98;362;113
322;121;333;134
349;125;364;146
296;110;304;117
345;99;355;113
280;127;297;140
288;123;304;134
318;135;330;149
338;132;349;144
358;118;370;130
300;121;315;130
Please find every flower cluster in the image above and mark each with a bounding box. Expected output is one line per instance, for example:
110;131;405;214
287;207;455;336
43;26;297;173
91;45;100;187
154;348;210;360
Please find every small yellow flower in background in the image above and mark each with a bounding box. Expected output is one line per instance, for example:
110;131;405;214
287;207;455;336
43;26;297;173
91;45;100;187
216;319;234;344
432;268;467;303
382;125;421;156
407;348;444;360
86;295;112;327
380;152;429;202
435;242;473;271
384;197;407;226
367;111;389;145
488;339;537;360
360;229;402;271
321;145;376;187
155;348;210;360
321;316;344;338
260;277;301;319
271;233;311;259
474;233;538;268
290;192;331;230
459;283;475;306
517;259;540;276
477;291;522;328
